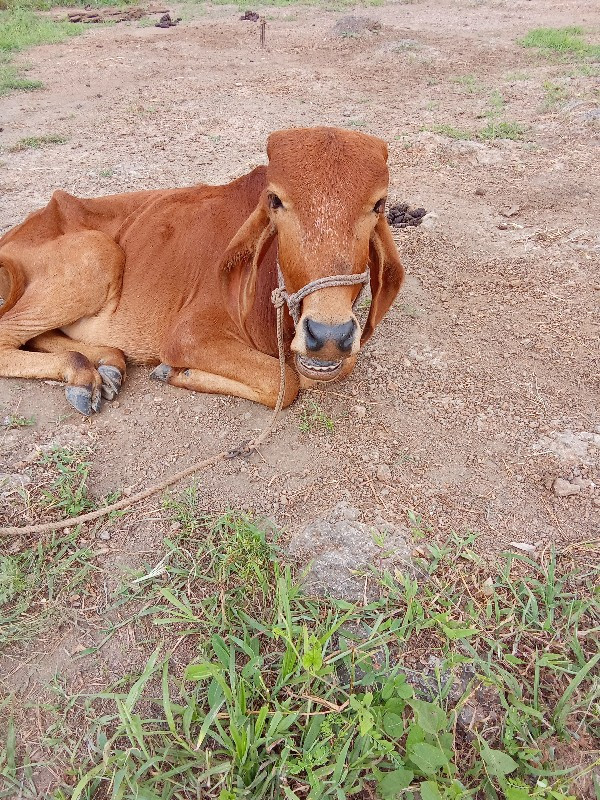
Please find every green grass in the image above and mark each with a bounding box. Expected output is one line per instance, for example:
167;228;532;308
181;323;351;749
451;74;484;93
299;399;335;433
519;27;600;59
1;412;35;427
0;8;84;97
4;513;596;799
542;80;569;109
208;0;383;8
0;58;41;93
478;120;526;141
0;9;82;52
0;530;96;647
39;447;94;517
430;119;527;142
9;133;67;151
1;0;137;9
430;124;472;140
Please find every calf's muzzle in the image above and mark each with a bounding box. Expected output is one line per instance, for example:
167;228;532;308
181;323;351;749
304;317;357;354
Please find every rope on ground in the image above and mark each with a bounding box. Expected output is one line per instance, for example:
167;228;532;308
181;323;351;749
0;304;287;537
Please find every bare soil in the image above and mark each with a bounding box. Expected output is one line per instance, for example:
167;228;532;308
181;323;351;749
0;0;599;737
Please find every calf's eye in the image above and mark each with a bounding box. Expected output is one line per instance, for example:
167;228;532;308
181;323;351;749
373;198;386;214
269;193;283;210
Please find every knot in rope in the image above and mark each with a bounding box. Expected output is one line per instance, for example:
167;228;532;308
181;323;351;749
270;286;287;309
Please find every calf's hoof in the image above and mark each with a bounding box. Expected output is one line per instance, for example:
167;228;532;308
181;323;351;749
150;363;173;382
65;385;102;416
98;365;123;400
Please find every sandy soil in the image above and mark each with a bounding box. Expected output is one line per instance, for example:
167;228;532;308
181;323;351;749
1;0;599;619
2;0;599;552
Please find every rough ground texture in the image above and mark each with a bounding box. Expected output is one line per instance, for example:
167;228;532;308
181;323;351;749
0;0;599;711
288;501;413;600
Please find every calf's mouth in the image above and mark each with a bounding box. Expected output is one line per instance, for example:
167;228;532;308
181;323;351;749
295;354;344;381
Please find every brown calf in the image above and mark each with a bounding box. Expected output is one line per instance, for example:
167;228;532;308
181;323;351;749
0;126;404;415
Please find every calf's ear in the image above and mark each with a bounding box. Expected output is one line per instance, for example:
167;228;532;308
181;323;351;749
362;215;404;345
219;201;275;338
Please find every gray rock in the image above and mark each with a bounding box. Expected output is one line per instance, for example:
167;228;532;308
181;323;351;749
376;463;392;483
288;502;413;600
535;429;597;466
553;477;581;497
420;211;439;230
0;472;32;496
332;16;381;37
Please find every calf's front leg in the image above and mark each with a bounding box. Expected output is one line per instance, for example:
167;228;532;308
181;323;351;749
151;339;299;409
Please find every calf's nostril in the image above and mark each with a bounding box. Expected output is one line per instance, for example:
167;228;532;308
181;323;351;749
336;319;357;353
304;318;357;353
304;318;326;352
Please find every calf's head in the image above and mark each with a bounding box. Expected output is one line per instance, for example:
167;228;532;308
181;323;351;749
221;126;404;381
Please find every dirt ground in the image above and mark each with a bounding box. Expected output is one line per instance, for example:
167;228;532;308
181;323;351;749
0;0;599;723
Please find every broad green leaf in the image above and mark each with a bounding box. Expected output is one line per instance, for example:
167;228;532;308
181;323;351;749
378;768;414;798
441;625;478;639
409;742;449;776
254;704;269;739
185;662;219;682
303;714;323;753
481;746;518;777
420;781;443;800
383;712;404;739
405;722;425;752
211;634;230;667
505;787;533;800
385;697;407;715
396;682;414;699
302;633;323;672
382;680;395;701
409;700;448;734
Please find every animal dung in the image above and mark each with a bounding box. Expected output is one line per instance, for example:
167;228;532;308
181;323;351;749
386;203;427;228
155;13;180;28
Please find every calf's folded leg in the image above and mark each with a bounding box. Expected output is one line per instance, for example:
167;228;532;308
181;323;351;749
152;339;299;409
0;230;125;414
27;331;126;400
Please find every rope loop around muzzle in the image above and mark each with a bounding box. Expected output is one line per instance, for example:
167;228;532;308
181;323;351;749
275;263;370;326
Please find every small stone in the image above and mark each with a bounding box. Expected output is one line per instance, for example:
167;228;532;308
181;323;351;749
420;211;439;230
0;473;31;495
552;477;581;498
481;577;494;596
500;205;521;218
474;188;486;196
352;404;367;418
98;530;111;541
497;222;509;230
571;476;595;489
376;463;392;483
123;486;133;496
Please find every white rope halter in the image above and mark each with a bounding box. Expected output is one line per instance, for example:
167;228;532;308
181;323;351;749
271;262;370;325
